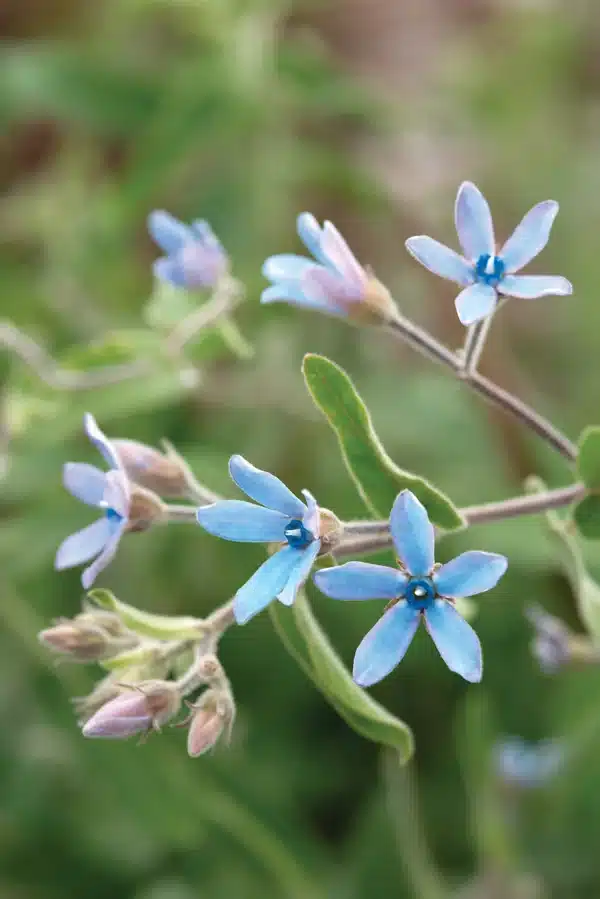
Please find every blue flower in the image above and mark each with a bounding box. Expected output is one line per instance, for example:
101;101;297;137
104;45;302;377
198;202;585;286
148;210;228;289
405;181;572;326
55;414;131;589
314;490;507;686
494;737;565;789
196;455;321;624
261;213;392;319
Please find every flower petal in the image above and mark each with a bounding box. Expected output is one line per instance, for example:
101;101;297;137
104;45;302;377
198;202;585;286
301;489;320;538
153;257;187;287
302;267;361;313
63;463;107;506
500;200;559;272
102;470;130;519
434;551;508;597
497;274;572;300
277;541;321;606
147;210;191;254
320;222;365;285
405;236;473;286
191;219;221;248
55;517;113;571
455;283;497;325
297;212;328;266
81;523;125;589
314;562;407;601
389;490;434;577
455;181;495;260
424;600;482;682
196;500;288;542
262;254;315;282
228;455;306;518
260;282;333;311
233;546;302;624
352;601;420;687
84;413;121;470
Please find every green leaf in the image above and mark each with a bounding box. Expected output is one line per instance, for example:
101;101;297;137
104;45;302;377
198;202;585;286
88;589;203;640
270;592;414;763
302;354;464;530
573;495;600;540
577;426;600;489
528;477;600;637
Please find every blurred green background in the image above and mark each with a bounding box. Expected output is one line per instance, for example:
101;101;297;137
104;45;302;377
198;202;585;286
2;0;600;896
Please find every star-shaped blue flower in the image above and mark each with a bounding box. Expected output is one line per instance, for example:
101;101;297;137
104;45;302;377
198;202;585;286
55;414;131;589
148;210;227;289
314;490;507;685
405;181;572;326
196;455;321;624
261;213;371;317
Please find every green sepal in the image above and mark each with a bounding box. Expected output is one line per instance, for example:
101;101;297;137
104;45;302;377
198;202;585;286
573;494;600;540
87;589;203;641
302;354;464;530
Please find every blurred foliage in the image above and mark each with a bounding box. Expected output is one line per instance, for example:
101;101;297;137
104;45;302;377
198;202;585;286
2;0;600;897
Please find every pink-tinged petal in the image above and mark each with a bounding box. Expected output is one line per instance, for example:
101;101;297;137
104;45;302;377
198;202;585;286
500;200;559;272
314;562;407;601
302;267;360;314
424;600;482;682
455;181;495;260
81;522;125;589
228;455;306;518
455;283;496;325
405;236;473;286
196;500;288;542
389;490;434;577
63;463;107;506
82;692;152;738
434;551;508;598
320;221;366;286
233;546;302;624
297;212;328;265
55;517;113;571
277;541;321;606
497;275;572;300
84;413;122;471
352;602;420;687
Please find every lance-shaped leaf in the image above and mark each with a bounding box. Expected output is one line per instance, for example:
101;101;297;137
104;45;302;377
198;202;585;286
88;589;204;640
302;354;463;530
270;590;414;763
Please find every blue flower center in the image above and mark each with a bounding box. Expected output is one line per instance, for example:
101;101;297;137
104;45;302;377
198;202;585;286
105;507;123;524
284;519;313;550
474;253;505;287
404;578;436;611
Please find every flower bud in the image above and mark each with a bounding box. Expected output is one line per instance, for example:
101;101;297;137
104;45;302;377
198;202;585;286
350;273;399;325
39;620;112;662
82;680;181;739
186;689;235;758
125;485;167;532
317;508;343;553
112;439;191;499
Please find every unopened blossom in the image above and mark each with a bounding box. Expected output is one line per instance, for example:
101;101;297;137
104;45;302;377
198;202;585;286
82;680;181;739
261;212;396;321
55;414;131;589
196;455;323;624
494;737;565;788
111;438;191;498
314;490;507;686
405;181;572;326
186;690;235;758
148;210;228;289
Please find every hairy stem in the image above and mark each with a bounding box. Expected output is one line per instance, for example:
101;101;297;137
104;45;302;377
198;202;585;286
165;504;200;523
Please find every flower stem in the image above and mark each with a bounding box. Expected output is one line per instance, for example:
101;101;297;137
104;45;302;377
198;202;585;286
384;311;577;462
165;504;199;523
460;312;494;375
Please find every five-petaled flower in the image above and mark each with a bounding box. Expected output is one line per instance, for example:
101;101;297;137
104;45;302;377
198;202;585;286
314;490;507;685
148;210;228;289
405;181;572;326
55;413;131;589
196;455;322;624
261;212;395;320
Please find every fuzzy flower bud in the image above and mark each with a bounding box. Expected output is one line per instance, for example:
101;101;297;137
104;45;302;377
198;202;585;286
125;484;168;532
186;689;235;758
317;508;343;553
39;621;110;662
82;680;181;739
112;439;192;499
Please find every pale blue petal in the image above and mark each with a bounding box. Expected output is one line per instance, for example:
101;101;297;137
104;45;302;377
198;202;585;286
455;283;496;325
455;181;495;260
153;257;187;287
63;463;107;506
389;490;434;577
147;210;191;254
434;551;508;597
55;517;113;570
405;236;473;286
81;523;125;589
228;455;306;518
497;274;572;300
352;601;420;687
102;470;130;520
314;562;407;601
500;200;559;272
277;541;321;606
301;489;320;537
190;219;220;249
297;212;328;265
260;283;332;311
262;254;315;282
196;500;288;542
233;546;301;624
424;600;482;682
84;413;121;470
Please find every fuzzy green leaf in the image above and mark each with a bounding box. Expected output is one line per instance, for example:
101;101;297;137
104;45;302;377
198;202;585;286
88;589;203;640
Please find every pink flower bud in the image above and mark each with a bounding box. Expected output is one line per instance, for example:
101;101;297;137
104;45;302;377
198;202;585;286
186;690;235;758
39;621;109;662
112;439;191;498
82;680;180;739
